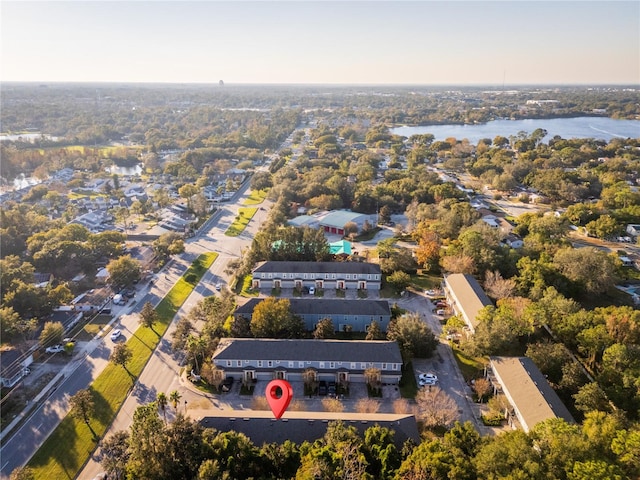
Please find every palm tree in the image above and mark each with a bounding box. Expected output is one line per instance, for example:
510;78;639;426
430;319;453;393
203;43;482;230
169;390;182;411
186;334;207;373
156;392;168;423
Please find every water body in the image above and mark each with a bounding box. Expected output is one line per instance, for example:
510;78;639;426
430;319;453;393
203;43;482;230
108;164;143;176
391;117;640;144
0;133;58;142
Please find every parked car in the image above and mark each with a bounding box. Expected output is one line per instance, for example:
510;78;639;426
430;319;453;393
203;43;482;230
328;381;337;397
418;373;438;387
436;309;446;316
419;373;438;382
215;283;222;291
425;289;437;296
318;380;328;396
110;329;122;341
45;345;64;354
221;377;234;392
309;286;316;295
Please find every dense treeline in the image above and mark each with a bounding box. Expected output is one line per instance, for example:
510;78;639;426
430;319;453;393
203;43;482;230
87;409;639;480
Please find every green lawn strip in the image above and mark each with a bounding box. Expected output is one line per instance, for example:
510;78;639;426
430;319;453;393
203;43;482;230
238;275;259;297
243;189;267;205
409;272;442;291
451;345;486;382
399;361;418;398
28;252;217;479
224;207;258;237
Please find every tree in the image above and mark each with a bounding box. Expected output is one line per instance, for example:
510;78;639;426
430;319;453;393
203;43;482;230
186;334;208;372
472;378;492;403
250;171;272;191
313;317;336;339
415;386;459;429
171;317;194;351
106;254;142;288
484;270;516;300
573;382;611;414
378;205;392;225
178;183;199;211
553;247;619;295
250;297;303;338
364;367;381;391
365;320;385;340
322;397;345;412
169;390;182;410
139;301;158;331
153;232;185;260
39;320;64;347
386;271;410;293
69;389;97;437
200;362;225;390
9;467;35;480
100;430;130;480
387;313;438;359
156;392;168;423
343;221;359;239
110;343;133;376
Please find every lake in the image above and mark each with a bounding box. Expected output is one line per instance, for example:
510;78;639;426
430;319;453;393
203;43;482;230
391;117;640;143
108;164;143;176
0;133;59;142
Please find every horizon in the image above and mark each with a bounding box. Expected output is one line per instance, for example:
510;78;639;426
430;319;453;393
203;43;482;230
2;1;638;85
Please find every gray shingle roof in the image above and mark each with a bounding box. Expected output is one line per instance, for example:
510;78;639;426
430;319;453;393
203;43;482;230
198;411;419;447
253;261;381;275
213;339;402;364
235;299;390;317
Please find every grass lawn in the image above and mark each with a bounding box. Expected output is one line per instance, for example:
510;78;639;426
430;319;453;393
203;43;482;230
27;252;217;480
399;362;418;398
224;207;258;237
243;189;268;205
409;272;442;291
237;275;259;297
451;345;486;382
68;314;112;342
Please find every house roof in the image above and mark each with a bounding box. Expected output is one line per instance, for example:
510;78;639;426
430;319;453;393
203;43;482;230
444;273;492;330
212;339;402;364
235;299;390;318
490;356;574;432
317;210;369;228
253;261;381;275
287;215;319;227
329;240;352;255
196;411;419;447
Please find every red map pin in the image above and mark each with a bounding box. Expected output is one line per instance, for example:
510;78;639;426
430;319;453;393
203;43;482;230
265;379;293;419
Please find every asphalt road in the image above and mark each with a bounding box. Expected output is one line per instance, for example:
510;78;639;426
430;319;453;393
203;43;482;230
0;174;269;480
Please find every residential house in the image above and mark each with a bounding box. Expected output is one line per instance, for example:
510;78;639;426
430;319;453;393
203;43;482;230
251;261;382;291
234;298;391;332
503;234;524;249
443;273;493;333
627;224;640;237
0;349;34;388
212;338;403;385
198;411;419;448
488;356;575;432
33;272;54;288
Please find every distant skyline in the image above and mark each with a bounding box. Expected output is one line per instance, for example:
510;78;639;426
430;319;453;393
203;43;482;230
1;1;639;86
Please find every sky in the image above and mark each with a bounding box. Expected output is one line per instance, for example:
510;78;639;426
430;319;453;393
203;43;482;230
1;1;639;85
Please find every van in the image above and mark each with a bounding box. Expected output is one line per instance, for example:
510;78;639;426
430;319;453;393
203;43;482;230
112;294;125;305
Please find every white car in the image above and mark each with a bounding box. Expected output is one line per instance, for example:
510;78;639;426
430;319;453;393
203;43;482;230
215;283;222;291
419;378;437;387
419;373;438;383
309;286;315;295
110;329;122;341
425;289;437;296
45;345;64;354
